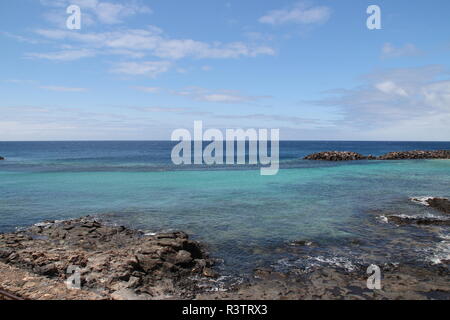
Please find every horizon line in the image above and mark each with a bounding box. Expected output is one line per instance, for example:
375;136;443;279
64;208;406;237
1;140;450;143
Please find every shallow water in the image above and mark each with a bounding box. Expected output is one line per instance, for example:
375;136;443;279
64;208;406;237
0;141;449;275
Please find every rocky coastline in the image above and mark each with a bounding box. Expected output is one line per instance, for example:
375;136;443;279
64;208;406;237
0;217;216;300
304;150;450;161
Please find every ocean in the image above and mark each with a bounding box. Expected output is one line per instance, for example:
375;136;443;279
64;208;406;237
1;141;449;276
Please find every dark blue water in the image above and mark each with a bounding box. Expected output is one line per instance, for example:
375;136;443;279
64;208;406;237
1;140;449;171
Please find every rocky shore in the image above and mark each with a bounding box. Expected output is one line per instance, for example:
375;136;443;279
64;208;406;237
0;217;216;300
304;150;450;161
1;207;449;300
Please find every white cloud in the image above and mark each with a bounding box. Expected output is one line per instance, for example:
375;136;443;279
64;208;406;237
30;27;276;61
25;49;96;61
40;0;152;25
172;87;271;104
1;31;43;44
382;43;422;58
111;61;172;78
133;86;161;93
39;86;88;92
375;81;409;97
422;81;450;110
259;2;331;25
128;106;187;113
313;65;450;135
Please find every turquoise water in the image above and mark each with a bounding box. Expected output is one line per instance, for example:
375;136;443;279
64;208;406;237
1;141;449;274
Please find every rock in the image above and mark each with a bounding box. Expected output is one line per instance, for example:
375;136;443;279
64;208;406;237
377;150;450;160
0;217;213;300
427;198;450;214
304;150;450;161
202;268;219;278
173;250;193;266
0;248;14;259
126;276;141;288
289;240;313;247
0;156;4;160
304;151;369;161
111;288;150;300
387;215;450;226
136;254;163;272
35;263;58;276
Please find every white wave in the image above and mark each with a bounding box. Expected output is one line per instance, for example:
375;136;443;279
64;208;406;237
389;212;449;221
275;255;358;273
410;196;434;206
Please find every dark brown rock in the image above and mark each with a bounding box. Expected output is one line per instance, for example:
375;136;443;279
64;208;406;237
304;151;369;161
377;150;450;160
202;268;219;278
304;150;450;161
0;217;214;300
387;215;450;226
173;250;193;266
427;198;450;214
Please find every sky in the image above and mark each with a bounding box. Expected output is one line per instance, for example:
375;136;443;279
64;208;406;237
0;0;449;141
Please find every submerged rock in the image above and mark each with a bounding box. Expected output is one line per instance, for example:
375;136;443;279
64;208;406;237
386;215;450;226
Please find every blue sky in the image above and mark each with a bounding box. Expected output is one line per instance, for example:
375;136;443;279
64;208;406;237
1;0;449;141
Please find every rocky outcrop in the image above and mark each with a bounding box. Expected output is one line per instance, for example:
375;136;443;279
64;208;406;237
385;215;450;226
0;262;103;300
379;197;450;226
0;156;4;160
304;151;373;161
377;150;450;160
304;150;450;161
427;198;450;214
0;217;215;300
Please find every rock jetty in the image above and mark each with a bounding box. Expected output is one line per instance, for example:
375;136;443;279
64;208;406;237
304;151;375;161
304;150;450;161
0;217;215;300
378;150;450;160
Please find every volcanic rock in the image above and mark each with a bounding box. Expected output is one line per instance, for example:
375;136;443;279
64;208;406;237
377;150;450;160
426;198;450;214
304;151;369;161
0;217;214;299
